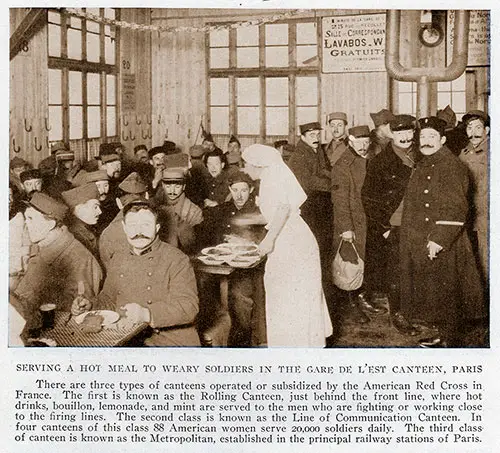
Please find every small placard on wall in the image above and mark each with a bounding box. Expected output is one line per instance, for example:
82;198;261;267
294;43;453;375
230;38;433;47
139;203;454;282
322;13;386;73
122;74;136;111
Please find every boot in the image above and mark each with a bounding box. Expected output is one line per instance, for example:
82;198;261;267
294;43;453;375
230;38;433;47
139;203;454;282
348;293;370;324
357;292;386;315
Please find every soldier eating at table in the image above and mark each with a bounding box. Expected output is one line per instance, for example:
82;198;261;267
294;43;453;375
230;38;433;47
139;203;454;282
74;200;201;347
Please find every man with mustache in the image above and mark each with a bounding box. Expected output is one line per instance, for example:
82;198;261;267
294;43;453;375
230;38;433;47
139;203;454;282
324;112;349;167
20;169;43;200
75;200;201;346
288;122;334;332
459;110;489;284
400;117;484;348
362;114;419;335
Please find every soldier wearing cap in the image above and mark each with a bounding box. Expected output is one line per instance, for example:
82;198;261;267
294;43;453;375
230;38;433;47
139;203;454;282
78;201;201;347
227;135;242;169
62;183;102;258
288;121;334;324
368;108;395;157
331;125;378;326
147;145;168;192
134;144;149;164
198;171;267;346
43;148;76;200
20;169;43;200
459;110;490;282
437;105;468;155
99;172;149;269
10;192;103;340
324;112;349;167
201;131;223;154
73;169;110;202
185;145;210;207
10;157;31;192
155;167;203;255
361;114;419;335
400;117;484;348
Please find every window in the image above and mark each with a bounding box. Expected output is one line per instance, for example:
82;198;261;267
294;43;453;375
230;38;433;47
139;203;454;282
397;81;417;116
208;20;319;140
47;8;119;145
437;72;466;121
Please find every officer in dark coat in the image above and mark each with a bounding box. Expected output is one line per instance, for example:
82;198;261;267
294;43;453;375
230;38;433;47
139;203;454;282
362;114;419;334
400;117;484;347
288;121;334;324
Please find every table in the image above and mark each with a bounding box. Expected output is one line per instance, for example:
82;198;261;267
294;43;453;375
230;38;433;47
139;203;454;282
40;311;149;347
192;256;266;346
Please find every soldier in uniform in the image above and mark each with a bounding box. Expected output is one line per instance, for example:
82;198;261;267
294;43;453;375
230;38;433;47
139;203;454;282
459;110;489;284
324;112;349;167
203;148;233;208
400;117;484;347
98;172;149;269
368;108;394;157
62;183;102;258
362;114;419;335
10;193;103;339
19;169;43;200
77;201;201;347
155;168;203;255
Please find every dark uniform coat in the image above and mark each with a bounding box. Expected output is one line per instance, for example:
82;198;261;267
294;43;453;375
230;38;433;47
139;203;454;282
288;139;333;296
98;210;126;270
400;147;484;327
67;216;99;259
324;137;349;167
97;238;200;346
331;147;368;260
204;168;236;206
361;142;416;293
13;226;103;318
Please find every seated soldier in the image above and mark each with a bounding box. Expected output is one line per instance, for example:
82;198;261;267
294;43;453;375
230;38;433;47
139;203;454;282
62;183;102;258
203;149;235;208
10;193;103;341
155;167;203;255
99;172;149;269
198;171;267;346
73;169;110;203
74;201;200;347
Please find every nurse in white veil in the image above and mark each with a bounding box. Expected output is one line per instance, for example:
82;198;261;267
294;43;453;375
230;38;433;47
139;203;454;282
242;144;333;347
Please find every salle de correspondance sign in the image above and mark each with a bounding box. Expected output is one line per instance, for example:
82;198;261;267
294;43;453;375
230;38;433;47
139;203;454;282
322;13;386;73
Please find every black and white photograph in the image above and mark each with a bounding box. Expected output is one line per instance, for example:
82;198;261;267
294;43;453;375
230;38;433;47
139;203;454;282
7;7;490;349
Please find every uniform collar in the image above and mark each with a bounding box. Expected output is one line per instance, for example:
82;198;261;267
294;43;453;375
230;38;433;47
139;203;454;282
129;235;162;256
418;146;449;166
464;137;488;154
391;143;416;167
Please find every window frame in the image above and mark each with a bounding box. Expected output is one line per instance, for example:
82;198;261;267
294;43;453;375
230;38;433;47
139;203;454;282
47;8;120;146
207;18;320;142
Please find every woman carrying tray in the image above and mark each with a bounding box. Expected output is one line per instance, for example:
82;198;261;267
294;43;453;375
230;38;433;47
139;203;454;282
241;144;333;347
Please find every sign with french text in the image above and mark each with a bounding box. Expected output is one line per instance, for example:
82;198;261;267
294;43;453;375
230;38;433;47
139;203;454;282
322;14;386;73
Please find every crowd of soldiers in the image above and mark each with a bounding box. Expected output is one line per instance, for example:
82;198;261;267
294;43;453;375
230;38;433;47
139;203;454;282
9;105;489;348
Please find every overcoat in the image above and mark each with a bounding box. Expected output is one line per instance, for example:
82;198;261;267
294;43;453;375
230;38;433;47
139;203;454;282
331;147;368;260
400;147;485;324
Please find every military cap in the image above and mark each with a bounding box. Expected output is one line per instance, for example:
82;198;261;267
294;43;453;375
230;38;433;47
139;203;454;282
39;155;57;174
10;157;29;170
25;192;68;221
274;140;288;148
189;145;205;158
165;153;189;169
20;169;42;183
123;199;156;218
62;183;100;208
51;142;69;155
370;109;395;127
101;153;120;164
148;146;166;159
202;131;214;143
437;105;456;130
299;122;322;135
163;140;178;155
162;168;186;182
74;169;109;186
134;144;148;153
418;117;447;136
389;114;416;132
462;110;490;127
327;112;348;124
227;171;254;187
228;135;241;146
348;125;371;138
55;149;75;161
109;142;124;152
118;171;148;194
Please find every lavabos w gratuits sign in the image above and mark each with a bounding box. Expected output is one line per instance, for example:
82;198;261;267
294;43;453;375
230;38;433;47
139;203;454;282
322;13;386;73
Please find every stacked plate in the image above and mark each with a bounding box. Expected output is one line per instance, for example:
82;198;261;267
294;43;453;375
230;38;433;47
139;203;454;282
198;243;260;267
